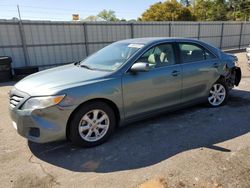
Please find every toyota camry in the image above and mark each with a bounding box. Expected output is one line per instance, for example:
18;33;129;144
9;38;241;147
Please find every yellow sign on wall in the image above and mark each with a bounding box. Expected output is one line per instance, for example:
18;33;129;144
72;14;79;21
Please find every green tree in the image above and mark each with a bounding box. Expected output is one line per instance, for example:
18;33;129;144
141;0;195;21
83;15;98;21
194;0;228;21
128;19;137;22
227;0;250;21
97;9;119;21
120;18;127;22
209;0;228;21
193;0;212;21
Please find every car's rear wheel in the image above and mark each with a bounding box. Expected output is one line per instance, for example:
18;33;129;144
207;80;228;107
69;101;116;147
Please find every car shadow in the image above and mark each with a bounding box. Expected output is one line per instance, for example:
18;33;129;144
28;89;250;173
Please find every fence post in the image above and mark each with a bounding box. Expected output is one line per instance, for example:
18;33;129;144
169;22;172;37
239;22;243;49
130;23;134;38
83;23;89;56
219;23;224;49
197;23;201;40
17;5;30;67
18;20;30;67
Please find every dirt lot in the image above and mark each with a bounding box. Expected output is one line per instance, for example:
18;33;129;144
0;51;250;188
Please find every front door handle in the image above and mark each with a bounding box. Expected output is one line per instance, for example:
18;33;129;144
171;70;180;77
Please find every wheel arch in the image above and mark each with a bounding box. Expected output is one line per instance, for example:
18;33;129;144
218;74;226;82
66;98;121;140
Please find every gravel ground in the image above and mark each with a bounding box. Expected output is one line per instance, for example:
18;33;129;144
0;51;249;188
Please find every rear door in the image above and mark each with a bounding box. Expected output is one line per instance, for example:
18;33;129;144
122;42;182;119
178;42;220;103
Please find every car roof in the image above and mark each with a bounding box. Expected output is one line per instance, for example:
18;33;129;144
118;37;201;45
117;37;220;56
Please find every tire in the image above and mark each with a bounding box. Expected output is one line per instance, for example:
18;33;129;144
207;79;229;107
0;56;12;64
69;101;116;147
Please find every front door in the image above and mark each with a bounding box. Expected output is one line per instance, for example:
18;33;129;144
122;43;182;118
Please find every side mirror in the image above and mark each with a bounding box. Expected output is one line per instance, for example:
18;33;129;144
130;62;150;72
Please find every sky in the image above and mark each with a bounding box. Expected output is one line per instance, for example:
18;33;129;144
0;0;162;21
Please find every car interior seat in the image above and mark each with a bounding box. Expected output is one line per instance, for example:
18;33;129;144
190;50;204;62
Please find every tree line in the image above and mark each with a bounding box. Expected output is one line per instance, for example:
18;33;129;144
82;0;250;22
141;0;250;21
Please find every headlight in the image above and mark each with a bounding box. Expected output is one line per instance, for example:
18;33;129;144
22;95;65;110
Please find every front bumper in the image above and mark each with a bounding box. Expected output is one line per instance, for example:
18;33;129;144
9;88;73;143
9;105;71;143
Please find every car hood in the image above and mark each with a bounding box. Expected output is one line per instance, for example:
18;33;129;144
15;64;110;96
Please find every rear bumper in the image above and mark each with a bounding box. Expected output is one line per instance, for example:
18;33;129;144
9;105;71;143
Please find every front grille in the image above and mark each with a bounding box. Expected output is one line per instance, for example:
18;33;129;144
9;88;29;109
10;95;24;108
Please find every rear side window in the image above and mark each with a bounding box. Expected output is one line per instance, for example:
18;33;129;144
204;49;216;60
179;43;216;63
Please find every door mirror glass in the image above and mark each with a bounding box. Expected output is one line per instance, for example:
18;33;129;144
130;62;150;72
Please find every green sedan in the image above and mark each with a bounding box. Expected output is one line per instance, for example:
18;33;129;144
9;38;241;147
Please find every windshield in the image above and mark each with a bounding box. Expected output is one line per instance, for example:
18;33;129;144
80;42;144;71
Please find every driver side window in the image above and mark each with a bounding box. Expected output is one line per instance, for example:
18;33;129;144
137;43;176;68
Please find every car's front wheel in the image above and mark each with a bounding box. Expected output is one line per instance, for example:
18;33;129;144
69;101;116;147
207;80;229;107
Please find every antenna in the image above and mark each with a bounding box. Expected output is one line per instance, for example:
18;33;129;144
17;4;22;20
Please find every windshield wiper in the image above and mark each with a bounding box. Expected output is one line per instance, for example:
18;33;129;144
74;61;81;65
74;61;92;70
75;61;109;71
80;64;93;70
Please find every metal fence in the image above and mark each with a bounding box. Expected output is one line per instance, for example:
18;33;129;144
0;20;250;70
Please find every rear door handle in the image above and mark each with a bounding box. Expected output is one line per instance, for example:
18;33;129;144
171;70;180;77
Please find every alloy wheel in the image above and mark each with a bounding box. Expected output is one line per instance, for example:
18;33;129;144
78;109;110;142
208;83;226;106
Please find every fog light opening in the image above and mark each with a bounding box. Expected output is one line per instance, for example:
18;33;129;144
29;128;40;137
